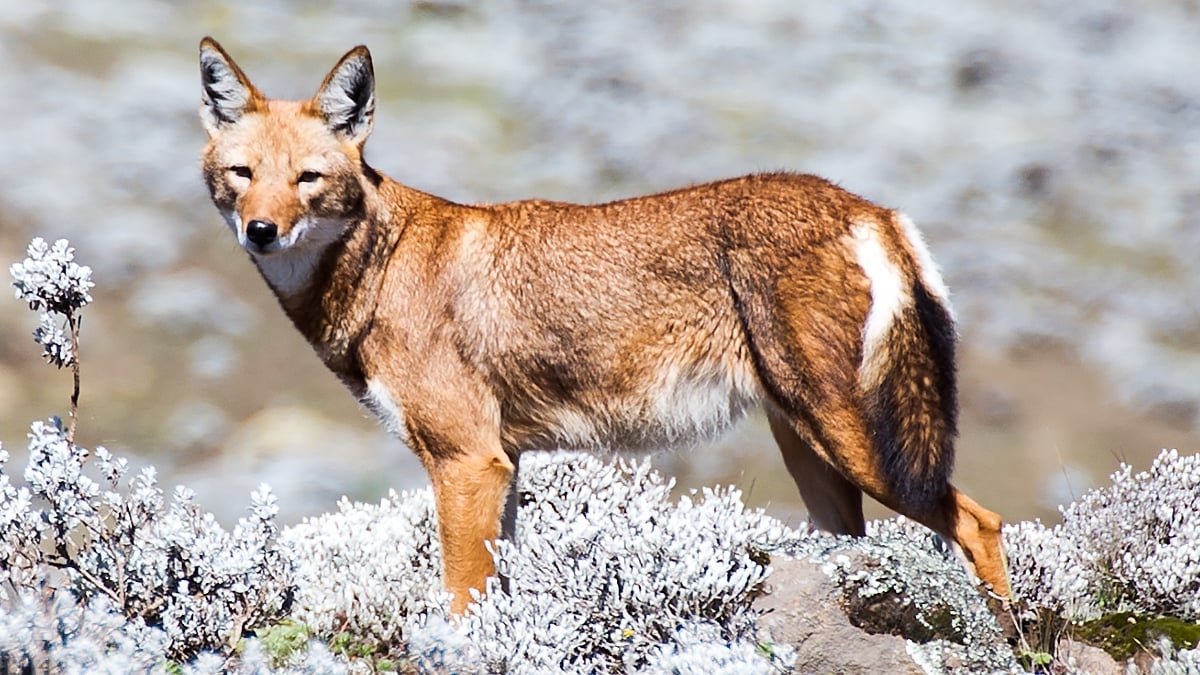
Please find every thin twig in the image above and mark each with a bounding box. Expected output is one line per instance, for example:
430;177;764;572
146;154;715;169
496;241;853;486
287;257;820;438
67;314;81;444
48;544;124;609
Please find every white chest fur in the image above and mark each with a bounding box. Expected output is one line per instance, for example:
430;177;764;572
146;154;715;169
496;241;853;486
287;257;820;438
362;378;407;442
255;248;323;297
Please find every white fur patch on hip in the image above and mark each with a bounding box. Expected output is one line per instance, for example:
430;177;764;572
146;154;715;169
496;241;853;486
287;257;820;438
852;221;909;388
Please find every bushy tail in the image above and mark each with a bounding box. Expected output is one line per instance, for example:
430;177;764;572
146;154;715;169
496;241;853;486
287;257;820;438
862;280;958;515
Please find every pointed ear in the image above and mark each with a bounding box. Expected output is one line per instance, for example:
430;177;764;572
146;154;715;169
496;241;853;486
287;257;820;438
199;37;262;135
312;46;375;145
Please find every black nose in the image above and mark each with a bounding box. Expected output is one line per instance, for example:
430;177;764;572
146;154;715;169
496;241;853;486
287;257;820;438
245;219;278;247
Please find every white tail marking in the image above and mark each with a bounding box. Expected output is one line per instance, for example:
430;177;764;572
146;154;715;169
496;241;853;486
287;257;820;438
897;213;953;317
852;221;909;389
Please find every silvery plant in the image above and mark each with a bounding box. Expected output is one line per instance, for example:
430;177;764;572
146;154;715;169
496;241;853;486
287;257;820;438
10;238;93;440
1005;449;1200;621
284;455;798;673
2;239;295;670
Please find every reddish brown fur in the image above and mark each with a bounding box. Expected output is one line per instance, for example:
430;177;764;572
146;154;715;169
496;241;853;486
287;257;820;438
198;38;1009;614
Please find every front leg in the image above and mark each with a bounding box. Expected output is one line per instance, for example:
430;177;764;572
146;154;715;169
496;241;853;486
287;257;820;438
369;343;514;614
424;439;515;615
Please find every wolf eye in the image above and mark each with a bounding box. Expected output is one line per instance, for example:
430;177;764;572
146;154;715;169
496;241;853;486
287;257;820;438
229;165;252;179
297;170;322;184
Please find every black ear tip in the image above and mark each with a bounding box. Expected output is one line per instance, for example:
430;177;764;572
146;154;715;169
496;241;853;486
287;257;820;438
349;46;374;69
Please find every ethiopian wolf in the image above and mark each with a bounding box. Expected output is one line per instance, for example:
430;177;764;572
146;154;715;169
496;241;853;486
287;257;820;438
197;38;1008;614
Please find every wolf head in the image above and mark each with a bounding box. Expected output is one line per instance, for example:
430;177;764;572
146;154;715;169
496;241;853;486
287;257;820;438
198;38;376;268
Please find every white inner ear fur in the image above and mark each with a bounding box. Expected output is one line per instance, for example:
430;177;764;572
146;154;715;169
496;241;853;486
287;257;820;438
318;58;374;139
200;50;251;127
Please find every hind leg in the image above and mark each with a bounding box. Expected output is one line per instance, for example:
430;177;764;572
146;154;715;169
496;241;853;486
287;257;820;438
766;409;865;535
773;400;1009;597
911;487;1009;597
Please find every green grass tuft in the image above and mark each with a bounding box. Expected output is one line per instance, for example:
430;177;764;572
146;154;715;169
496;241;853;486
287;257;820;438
1074;612;1200;661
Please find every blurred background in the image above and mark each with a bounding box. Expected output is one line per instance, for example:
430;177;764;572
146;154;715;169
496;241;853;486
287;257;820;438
1;0;1198;527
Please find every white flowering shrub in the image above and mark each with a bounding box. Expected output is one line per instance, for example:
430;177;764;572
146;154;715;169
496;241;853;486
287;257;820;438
0;419;295;663
1006;449;1200;621
0;585;348;675
284;452;796;673
1141;637;1200;675
10;237;92;368
10;236;95;444
645;619;787;675
282;488;452;667
0;587;168;673
467;454;791;673
3;238;296;668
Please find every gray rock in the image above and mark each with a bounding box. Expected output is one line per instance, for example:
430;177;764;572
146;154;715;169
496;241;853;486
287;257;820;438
755;557;925;675
1056;637;1121;675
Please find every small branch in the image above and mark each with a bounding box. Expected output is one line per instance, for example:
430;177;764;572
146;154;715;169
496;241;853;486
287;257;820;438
227;614;247;653
66;314;81;444
48;543;124;609
68;563;124;608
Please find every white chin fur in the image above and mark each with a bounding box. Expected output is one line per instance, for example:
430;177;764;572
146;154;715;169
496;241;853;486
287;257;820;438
227;214;344;298
254;247;324;297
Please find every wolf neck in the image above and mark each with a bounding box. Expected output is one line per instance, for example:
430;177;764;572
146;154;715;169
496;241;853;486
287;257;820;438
256;195;402;391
